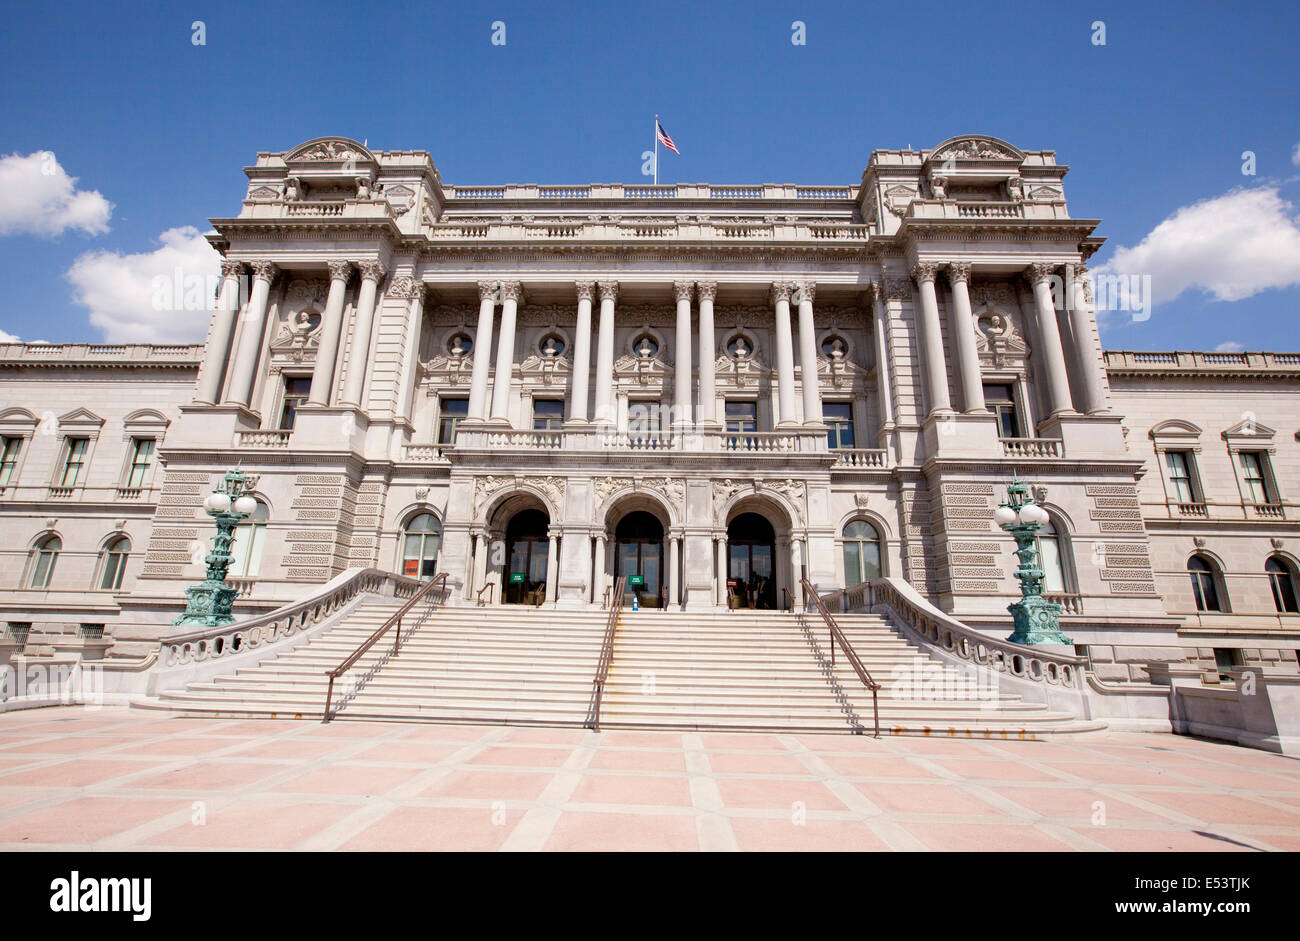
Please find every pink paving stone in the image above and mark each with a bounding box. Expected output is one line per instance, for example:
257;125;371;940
716;777;849;812
586;748;688;773
1162;765;1300;792
467;746;576;768
993;786;1171;822
696;732;789;751
569;773;694;807
544;811;699;851
500;727;589;745
390;723;495;742
1039;761;1183;787
223;738;347;760
0;788;49;810
108;718;232;735
0;797;187;845
419;769;556;801
193;719;312;735
270;764;424;796
1076;826;1264;852
930;758;1073;783
1;735;137;755
0;759;151;788
852;781;1006;816
351;742;466;764
343;805;523;851
730;817;891;852
708;753;813;775
109;736;248;758
143;799;355;849
1256;832;1300;851
974;740;1099;760
789;734;888;753
1137;790;1300;827
818;754;937;779
594;731;684;749
903;822;1076;852
887;736;1017;756
130;761;296;791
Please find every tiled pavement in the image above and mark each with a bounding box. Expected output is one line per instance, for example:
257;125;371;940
0;707;1298;851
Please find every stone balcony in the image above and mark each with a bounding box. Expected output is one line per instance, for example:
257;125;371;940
903;199;1071;221
0;343;203;368
238;199;397;221
444;183;858;202
1105;350;1300;376
425;217;870;244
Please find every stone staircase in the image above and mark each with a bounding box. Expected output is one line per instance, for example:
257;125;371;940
137;599;1101;735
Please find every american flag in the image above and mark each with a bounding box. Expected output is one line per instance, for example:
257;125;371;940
656;120;679;155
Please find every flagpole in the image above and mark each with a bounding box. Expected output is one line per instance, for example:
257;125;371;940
653;113;658;185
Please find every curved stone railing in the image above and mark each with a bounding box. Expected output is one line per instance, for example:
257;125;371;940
160;568;421;671
829;577;1092;713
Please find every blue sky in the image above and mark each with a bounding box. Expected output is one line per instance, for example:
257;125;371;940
1;0;1297;349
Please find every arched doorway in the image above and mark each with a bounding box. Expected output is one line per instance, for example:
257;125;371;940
504;509;550;605
727;513;777;609
615;511;664;608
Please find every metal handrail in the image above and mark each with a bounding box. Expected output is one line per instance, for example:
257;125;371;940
476;582;494;606
590;576;628;731
801;577;880;737
782;587;798;612
322;572;449;722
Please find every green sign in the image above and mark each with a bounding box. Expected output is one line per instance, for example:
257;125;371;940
509;573;525;584
628;575;645;586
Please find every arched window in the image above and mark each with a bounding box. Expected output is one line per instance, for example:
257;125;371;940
229;500;269;578
1035;520;1069;594
842;520;882;586
1266;556;1299;614
402;513;441;579
1188;555;1224;612
99;536;131;590
28;535;61;588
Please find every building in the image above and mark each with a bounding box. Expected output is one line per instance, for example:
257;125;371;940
1;136;1297;741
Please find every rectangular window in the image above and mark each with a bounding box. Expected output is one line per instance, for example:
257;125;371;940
1213;647;1242;682
437;397;469;444
1238;451;1272;504
983;383;1021;438
59;437;88;487
278;376;312;431
725;400;758;449
1164;450;1198;504
532;399;565;432
0;436;21;487
824;402;856;449
125;438;155;489
5;623;31;646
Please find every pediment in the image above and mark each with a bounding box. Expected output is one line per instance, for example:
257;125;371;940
1222;417;1276;440
285;137;377;166
58;407;104;427
122;408;171;430
1149;418;1202;438
247;185;280;200
927;135;1026;164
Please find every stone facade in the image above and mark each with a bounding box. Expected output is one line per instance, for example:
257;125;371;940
1;135;1297;692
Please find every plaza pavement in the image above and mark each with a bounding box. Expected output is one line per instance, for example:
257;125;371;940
0;706;1297;851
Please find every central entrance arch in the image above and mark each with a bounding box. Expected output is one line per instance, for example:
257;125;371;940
727;513;777;609
504;508;549;605
615;511;664;608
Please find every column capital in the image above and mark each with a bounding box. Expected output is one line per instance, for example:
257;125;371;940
575;280;596;302
673;280;694;303
326;260;353;283
597;280;619;303
910;262;940;284
500;280;524;302
250;261;278;283
770;281;793;305
696;281;718;302
1024;262;1058;287
793;281;816;305
220;260;245;279
477;280;500;302
358;260;387;283
945;262;972;284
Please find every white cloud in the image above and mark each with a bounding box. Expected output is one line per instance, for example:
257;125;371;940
0;151;113;237
1292;142;1300;167
65;226;221;342
1215;341;1244;352
1093;186;1300;308
0;328;20;343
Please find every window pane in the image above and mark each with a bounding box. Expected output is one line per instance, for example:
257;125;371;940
442;398;468;417
1039;536;1065;593
843;542;861;584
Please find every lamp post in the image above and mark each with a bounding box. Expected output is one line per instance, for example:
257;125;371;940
174;467;258;627
994;477;1072;645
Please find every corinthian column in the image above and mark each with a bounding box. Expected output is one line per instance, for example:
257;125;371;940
1068;263;1107;414
868;281;895;428
196;260;244;404
308;260;353;406
225;261;277;408
489;281;522;421
794;281;822;424
911;262;951;415
593;281;618;425
673;281;694;426
771;282;798;425
696;281;717;424
945;263;986;413
467;281;498;420
569;282;595;422
1026;263;1075;416
340;261;386;407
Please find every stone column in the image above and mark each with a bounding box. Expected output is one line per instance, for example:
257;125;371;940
396;282;426;423
569;282;595;422
869;281;895;428
1068;263;1107;414
225;261;277;408
791;540;804;610
696;281;718;424
472;530;488;602
771;282;798;425
594;533;607;603
594;281;618;425
196;260;244;404
945;263;986;413
911;263;951;415
546;532;559;604
489;281;522;421
668;535;681;608
305;261;352;406
1027;263;1076;416
673;281;694;426
340;261;385;407
467;281;498;420
715;534;728;607
794;282;822;424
